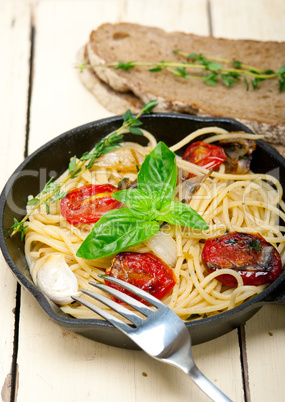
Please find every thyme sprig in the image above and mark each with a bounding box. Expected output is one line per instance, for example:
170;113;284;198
11;100;158;237
78;50;285;91
174;50;285;91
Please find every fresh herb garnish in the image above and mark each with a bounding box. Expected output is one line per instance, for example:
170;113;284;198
76;142;208;260
278;66;285;91
176;50;285;91
78;51;285;91
26;176;68;214
11;100;158;237
115;60;136;71
10;218;28;241
248;239;262;252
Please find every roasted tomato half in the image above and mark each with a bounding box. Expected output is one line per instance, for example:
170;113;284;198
105;252;176;302
182;141;227;171
201;232;282;287
60;184;120;225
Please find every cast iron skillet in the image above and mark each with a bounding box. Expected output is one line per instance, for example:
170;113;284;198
1;113;285;349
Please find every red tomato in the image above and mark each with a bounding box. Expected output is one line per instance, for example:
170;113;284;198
105;252;176;303
60;184;120;225
182;141;227;170
201;232;282;287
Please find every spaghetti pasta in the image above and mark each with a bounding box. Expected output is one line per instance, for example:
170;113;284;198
24;127;285;321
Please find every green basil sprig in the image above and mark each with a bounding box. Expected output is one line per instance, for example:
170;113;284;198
76;142;208;260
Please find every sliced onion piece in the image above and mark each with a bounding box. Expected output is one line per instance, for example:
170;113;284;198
144;231;177;267
95;148;137;169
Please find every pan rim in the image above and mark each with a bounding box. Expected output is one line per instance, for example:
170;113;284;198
1;112;284;333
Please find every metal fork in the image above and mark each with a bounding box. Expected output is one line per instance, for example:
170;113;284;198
72;276;232;402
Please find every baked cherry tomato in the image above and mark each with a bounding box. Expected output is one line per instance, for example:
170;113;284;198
201;232;282;287
105;252;176;303
60;184;120;225
182;141;227;170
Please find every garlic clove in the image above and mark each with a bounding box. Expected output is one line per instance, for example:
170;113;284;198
36;254;78;306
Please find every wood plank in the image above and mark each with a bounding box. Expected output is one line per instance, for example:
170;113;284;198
28;0;211;153
211;0;285;40
18;291;243;402
18;1;243;401
245;305;285;402
122;0;210;34
211;1;285;401
0;1;31;400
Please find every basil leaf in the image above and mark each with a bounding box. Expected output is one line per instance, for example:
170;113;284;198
137;142;177;208
76;209;160;260
77;141;208;260
112;189;152;213
158;201;209;230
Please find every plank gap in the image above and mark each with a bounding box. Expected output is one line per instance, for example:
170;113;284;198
24;23;35;158
207;0;213;36
238;325;251;402
10;13;35;402
10;284;21;402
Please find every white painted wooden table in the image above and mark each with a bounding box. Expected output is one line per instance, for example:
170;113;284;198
1;1;285;401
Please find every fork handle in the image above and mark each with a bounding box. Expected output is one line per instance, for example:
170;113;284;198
187;364;232;402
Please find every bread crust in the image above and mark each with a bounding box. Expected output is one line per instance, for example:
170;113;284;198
80;22;285;145
77;47;143;114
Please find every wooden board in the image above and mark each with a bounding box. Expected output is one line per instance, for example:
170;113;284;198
21;1;242;401
1;1;284;401
0;2;31;401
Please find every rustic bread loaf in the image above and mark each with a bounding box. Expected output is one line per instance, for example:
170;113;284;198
80;22;285;145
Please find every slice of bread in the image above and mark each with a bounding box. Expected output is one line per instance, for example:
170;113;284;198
78;46;143;114
80;22;285;145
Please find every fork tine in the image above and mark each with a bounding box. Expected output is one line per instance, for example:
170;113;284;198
71;294;134;334
81;288;143;326
90;281;153;317
99;276;166;309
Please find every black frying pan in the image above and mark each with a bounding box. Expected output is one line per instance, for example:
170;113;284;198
1;113;284;349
